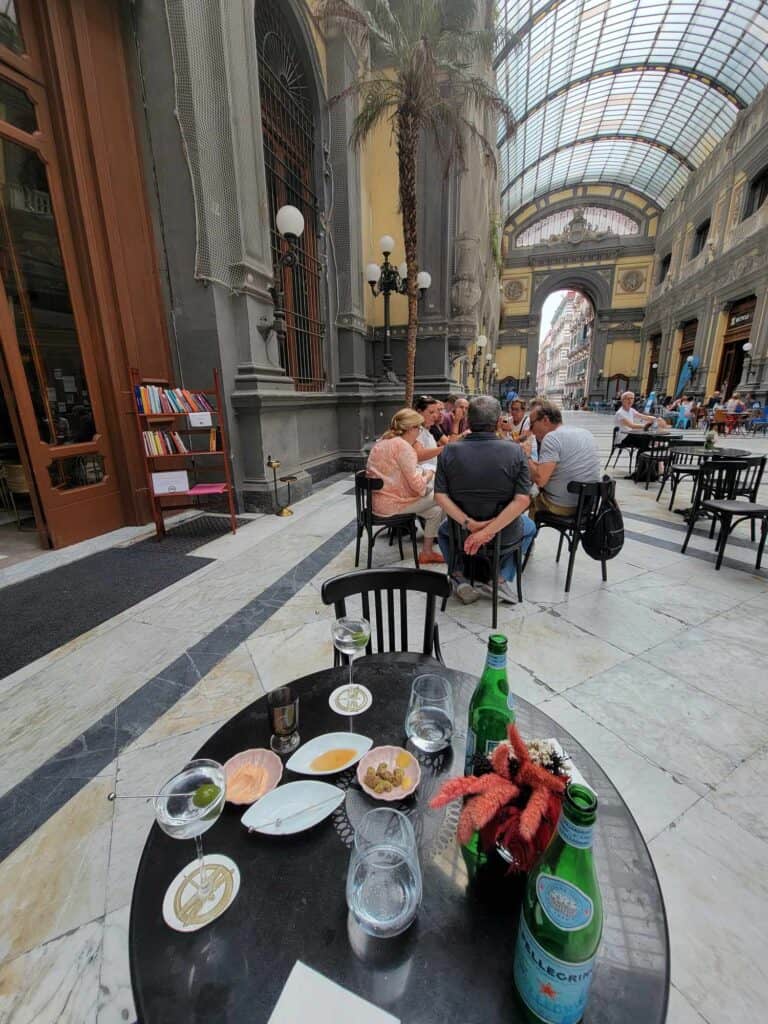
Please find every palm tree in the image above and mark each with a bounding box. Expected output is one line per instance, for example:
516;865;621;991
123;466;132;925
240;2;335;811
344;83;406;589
317;0;511;405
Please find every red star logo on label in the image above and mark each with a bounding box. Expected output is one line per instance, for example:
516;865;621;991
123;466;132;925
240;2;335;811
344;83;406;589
540;982;558;999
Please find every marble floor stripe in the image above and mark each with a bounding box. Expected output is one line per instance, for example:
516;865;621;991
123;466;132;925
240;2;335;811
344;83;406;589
623;527;768;577
0;520;357;865
623;509;762;551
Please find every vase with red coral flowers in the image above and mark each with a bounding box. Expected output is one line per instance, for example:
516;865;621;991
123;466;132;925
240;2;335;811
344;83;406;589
430;723;570;883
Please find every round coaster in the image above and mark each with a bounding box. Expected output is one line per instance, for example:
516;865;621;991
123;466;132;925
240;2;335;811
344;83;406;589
329;684;373;716
162;854;240;932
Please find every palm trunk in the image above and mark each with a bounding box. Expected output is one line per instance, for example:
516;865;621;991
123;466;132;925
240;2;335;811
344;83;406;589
397;108;419;407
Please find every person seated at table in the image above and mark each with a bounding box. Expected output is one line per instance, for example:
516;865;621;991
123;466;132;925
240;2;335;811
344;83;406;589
441;394;468;437
434;395;535;605
523;401;601;521
506;399;531;441
412;395;444;469
725;392;746;434
366;408;445;565
497;412;515;440
672;395;695;429
615;391;668;438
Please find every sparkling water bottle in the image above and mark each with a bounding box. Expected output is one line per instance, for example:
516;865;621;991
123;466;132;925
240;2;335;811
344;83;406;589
462;634;514;877
513;783;603;1024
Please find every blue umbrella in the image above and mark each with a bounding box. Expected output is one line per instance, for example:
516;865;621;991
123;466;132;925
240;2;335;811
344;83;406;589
675;355;699;398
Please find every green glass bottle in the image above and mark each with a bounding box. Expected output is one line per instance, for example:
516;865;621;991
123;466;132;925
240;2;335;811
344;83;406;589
464;634;514;774
513;783;603;1024
462;634;514;877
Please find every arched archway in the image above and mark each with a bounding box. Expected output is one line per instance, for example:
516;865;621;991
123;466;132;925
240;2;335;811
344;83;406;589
497;194;654;401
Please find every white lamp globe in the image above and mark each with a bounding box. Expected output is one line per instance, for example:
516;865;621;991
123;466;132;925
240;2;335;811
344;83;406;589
365;263;381;284
486;353;493;363
476;334;488;349
417;270;432;290
398;262;408;280
686;355;694;365
379;235;395;255
743;342;753;352
275;204;304;238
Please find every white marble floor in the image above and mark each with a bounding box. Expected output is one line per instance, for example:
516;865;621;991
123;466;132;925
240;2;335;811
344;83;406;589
1;412;767;1024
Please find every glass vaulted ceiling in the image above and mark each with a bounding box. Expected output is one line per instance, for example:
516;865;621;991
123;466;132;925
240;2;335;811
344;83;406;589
496;0;768;215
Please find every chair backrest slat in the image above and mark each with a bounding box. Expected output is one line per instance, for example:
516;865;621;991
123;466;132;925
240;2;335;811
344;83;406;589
386;588;396;650
321;568;450;660
372;590;383;653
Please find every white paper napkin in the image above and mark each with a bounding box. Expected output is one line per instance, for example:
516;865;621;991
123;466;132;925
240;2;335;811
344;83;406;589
267;961;400;1024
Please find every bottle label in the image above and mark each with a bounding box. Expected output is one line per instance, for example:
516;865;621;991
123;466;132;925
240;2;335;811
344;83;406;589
486;652;506;669
514;915;597;1024
557;815;594;850
536;875;594;931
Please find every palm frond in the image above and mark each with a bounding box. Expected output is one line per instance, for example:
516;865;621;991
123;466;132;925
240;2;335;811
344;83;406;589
350;83;398;147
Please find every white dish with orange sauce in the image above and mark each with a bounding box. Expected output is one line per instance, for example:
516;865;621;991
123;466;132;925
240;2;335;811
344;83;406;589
285;732;372;776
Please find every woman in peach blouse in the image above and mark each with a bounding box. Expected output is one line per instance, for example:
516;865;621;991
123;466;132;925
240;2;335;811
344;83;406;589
366;408;445;565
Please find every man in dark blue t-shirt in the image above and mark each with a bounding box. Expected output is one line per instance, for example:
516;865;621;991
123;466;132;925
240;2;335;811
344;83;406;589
434;395;535;605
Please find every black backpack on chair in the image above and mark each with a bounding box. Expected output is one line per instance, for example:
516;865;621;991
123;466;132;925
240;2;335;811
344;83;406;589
580;477;624;561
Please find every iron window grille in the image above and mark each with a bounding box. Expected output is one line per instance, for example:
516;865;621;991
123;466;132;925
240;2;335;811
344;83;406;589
255;1;326;392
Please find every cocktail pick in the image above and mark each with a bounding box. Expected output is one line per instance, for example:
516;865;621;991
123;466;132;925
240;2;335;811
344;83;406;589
245;795;343;833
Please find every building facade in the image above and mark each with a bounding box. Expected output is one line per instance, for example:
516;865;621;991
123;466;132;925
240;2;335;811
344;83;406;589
643;87;768;403
0;0;500;550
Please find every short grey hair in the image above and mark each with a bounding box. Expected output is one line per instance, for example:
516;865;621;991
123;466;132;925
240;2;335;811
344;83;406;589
468;395;501;432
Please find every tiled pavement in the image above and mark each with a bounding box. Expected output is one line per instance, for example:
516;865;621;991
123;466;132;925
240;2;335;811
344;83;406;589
1;412;767;1024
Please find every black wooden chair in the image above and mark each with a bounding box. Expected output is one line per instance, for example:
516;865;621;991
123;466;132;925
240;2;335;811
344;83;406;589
354;470;419;569
635;436;671;490
681;457;768;570
605;427;637;473
439;519;524;629
656;448;707;510
321;567;450;664
534;479;615;593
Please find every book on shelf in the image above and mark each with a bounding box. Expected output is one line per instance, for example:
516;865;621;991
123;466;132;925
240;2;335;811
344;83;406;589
209;428;217;452
142;430;189;455
134;385;215;415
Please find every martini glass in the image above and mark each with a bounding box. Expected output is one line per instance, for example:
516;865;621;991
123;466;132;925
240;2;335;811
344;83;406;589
154;758;238;930
331;616;371;714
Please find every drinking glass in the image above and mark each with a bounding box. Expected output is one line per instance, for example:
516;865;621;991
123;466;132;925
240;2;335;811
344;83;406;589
405;674;454;753
346;808;422;938
154;758;227;902
268;686;300;754
331;617;371;712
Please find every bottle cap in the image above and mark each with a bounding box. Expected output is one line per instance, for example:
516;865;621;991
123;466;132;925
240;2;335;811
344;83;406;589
488;634;508;653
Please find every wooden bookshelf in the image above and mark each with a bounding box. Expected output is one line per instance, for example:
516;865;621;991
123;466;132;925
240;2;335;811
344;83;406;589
130;367;237;539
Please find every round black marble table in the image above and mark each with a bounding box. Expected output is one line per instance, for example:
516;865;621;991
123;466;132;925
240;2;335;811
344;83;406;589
130;656;670;1024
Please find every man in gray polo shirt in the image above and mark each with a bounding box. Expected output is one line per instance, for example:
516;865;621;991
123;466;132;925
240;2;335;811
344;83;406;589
524;401;600;519
435;395;535;604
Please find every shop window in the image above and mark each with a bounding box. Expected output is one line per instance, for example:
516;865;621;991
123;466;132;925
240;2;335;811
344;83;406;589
0;2;24;55
0;78;36;132
0;139;95;445
690;219;710;259
48;454;105;490
743;166;768;220
658;253;671;283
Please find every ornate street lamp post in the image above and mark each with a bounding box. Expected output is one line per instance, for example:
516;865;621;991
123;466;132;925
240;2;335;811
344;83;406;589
366;236;431;384
743;341;754;382
471;334;487;394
